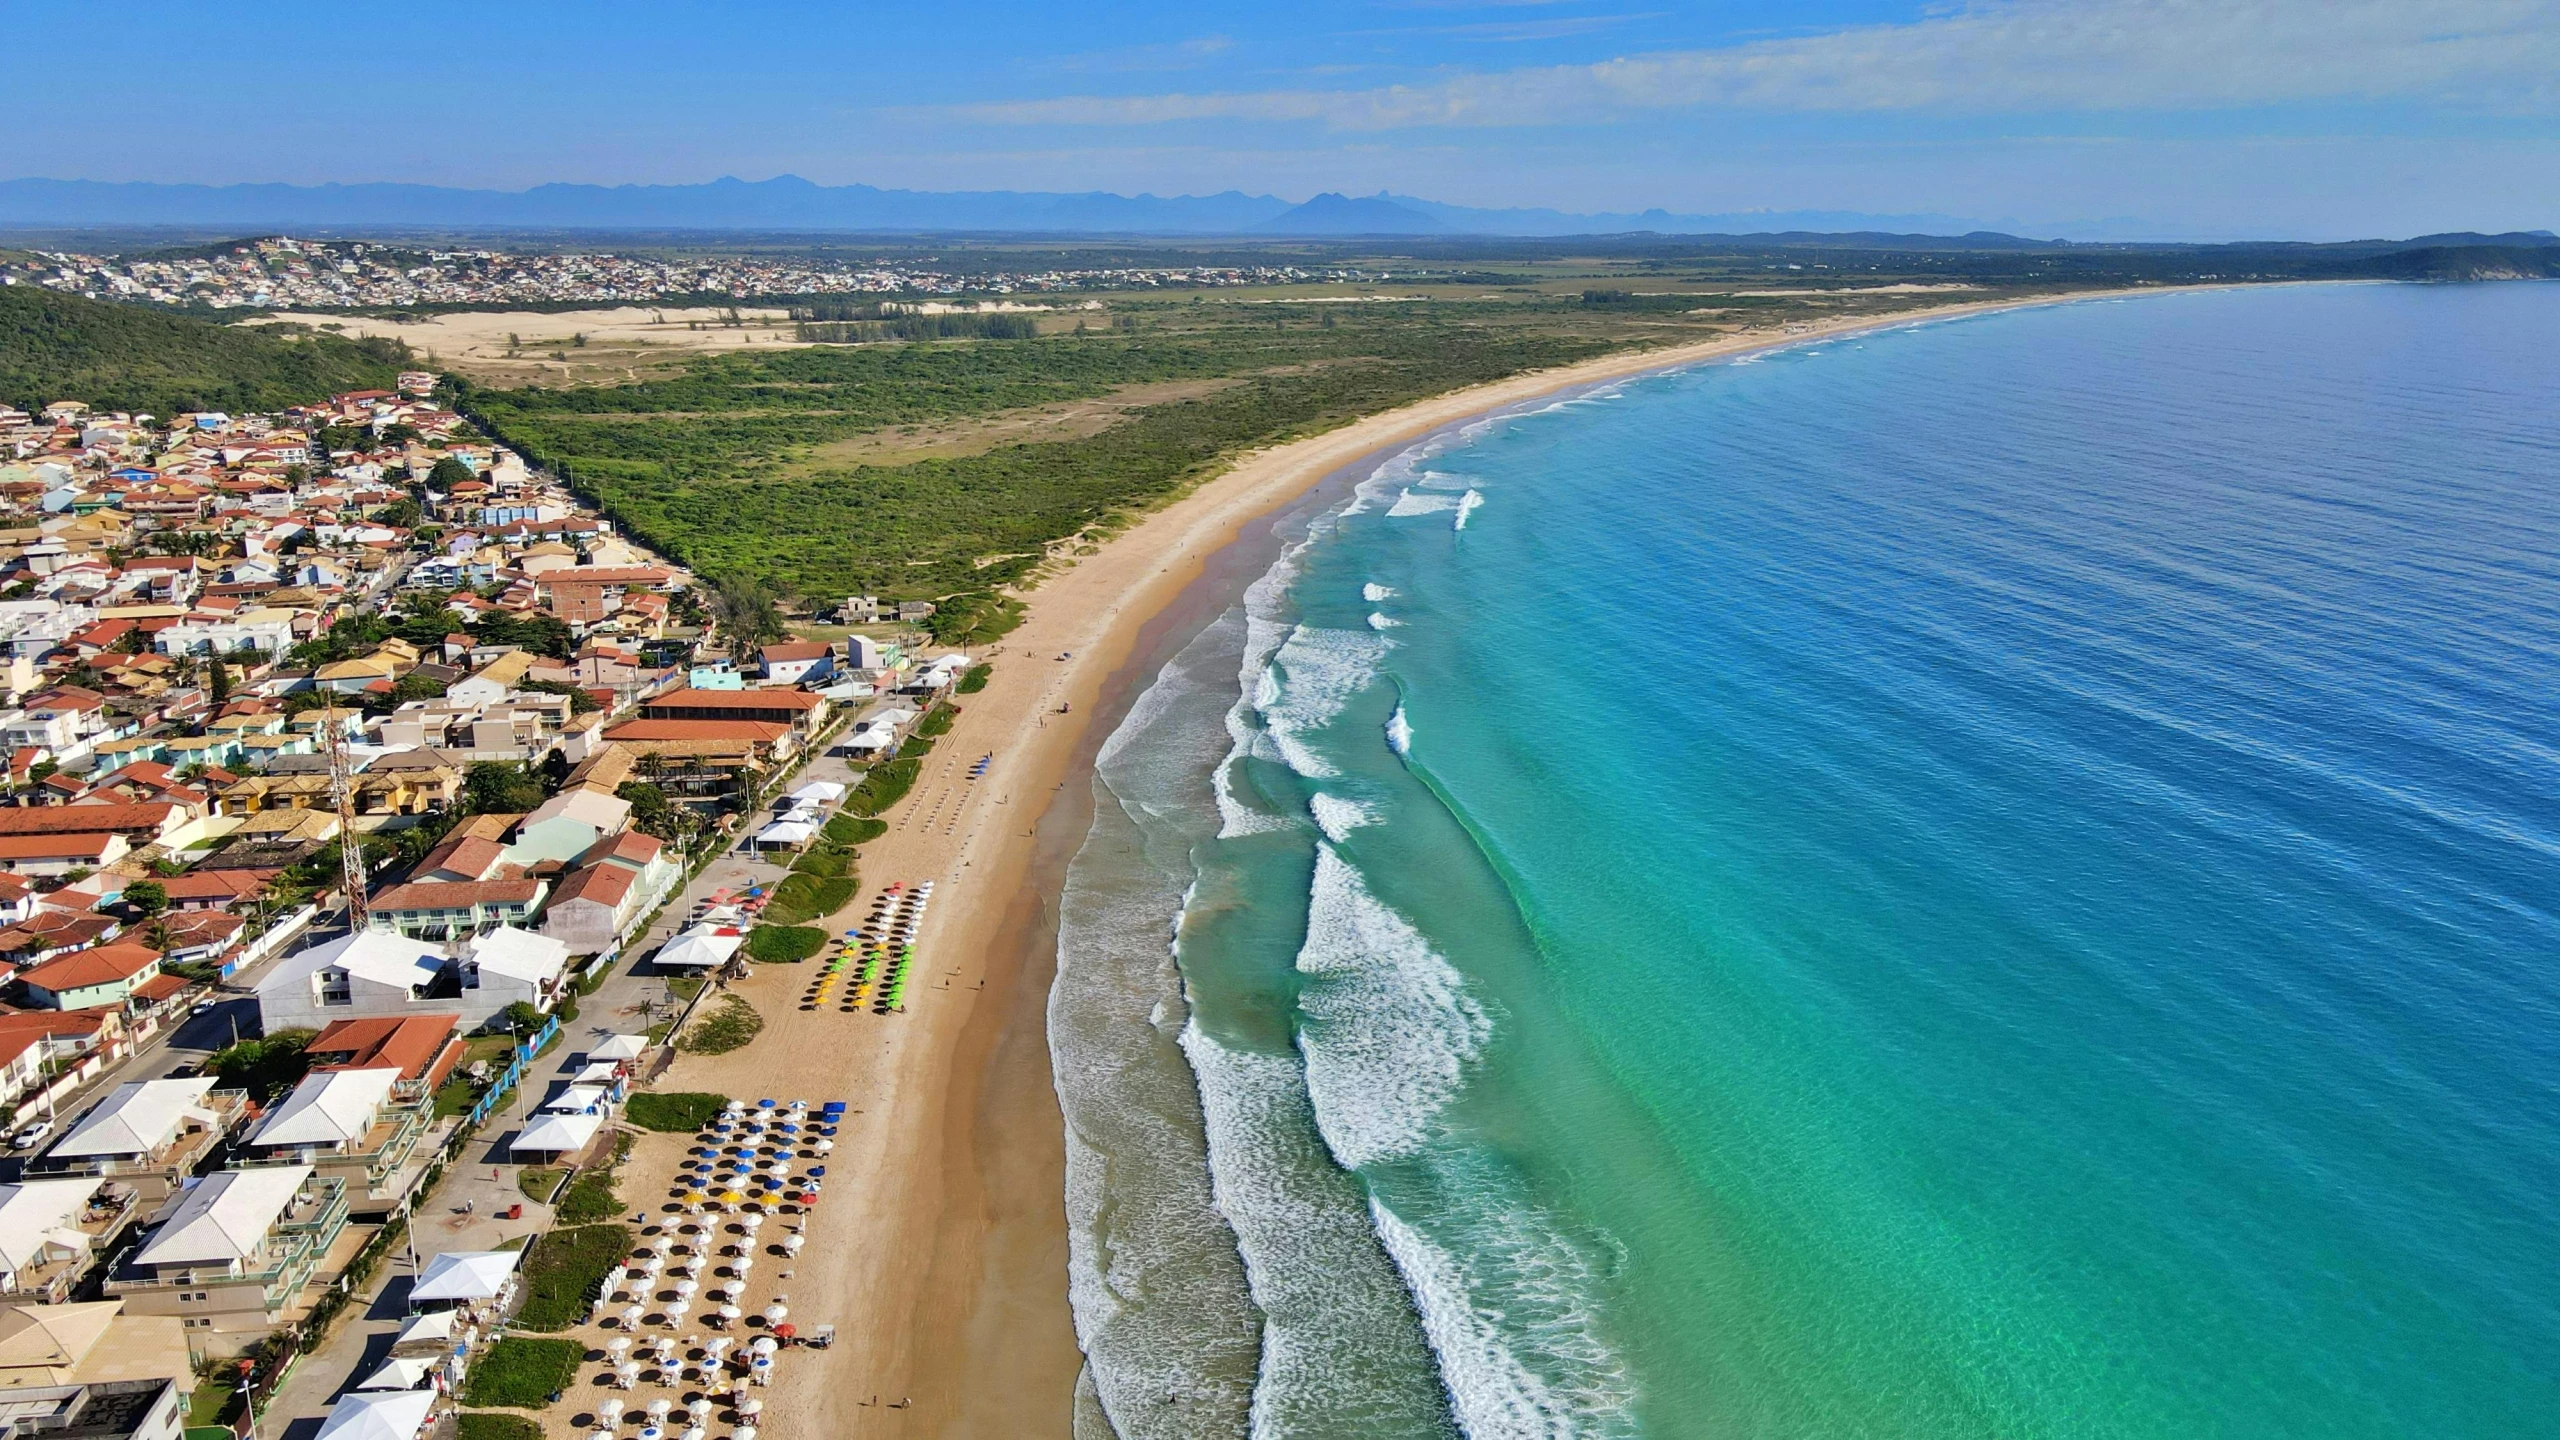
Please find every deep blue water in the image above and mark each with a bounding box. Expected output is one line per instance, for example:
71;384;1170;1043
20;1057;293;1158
1056;281;2560;1439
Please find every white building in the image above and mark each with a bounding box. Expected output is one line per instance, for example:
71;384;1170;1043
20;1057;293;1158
254;932;447;1036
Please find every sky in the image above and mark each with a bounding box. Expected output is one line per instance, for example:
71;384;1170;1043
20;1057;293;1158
9;0;2560;239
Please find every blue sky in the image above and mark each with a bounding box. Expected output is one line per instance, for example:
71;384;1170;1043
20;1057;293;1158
10;0;2559;238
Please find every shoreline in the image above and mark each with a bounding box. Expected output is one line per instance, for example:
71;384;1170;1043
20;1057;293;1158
650;283;2215;1438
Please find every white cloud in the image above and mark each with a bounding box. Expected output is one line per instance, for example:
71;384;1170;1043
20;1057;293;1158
939;0;2560;129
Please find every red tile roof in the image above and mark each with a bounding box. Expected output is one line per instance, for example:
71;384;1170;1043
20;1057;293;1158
370;878;546;911
548;862;635;908
308;1013;464;1086
21;941;162;995
0;804;175;838
605;719;791;744
643;688;820;714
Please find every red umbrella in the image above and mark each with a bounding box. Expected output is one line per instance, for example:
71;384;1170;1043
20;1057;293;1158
773;1324;797;1340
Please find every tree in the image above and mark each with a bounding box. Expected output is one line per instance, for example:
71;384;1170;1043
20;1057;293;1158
463;761;547;816
124;879;168;917
709;576;785;663
538;749;572;792
426;455;474;490
206;654;230;705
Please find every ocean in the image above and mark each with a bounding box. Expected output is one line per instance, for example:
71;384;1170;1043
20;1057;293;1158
1051;281;2560;1439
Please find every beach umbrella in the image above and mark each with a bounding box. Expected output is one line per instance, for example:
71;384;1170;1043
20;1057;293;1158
773;1323;796;1341
780;1234;804;1256
638;1427;663;1440
649;1400;673;1421
741;1213;765;1231
667;1300;692;1324
734;1430;757;1440
716;1305;741;1326
589;1430;615;1440
620;1306;645;1329
673;1279;697;1297
681;1429;706;1440
750;1337;778;1357
687;1399;713;1421
763;1303;788;1324
615;1361;642;1387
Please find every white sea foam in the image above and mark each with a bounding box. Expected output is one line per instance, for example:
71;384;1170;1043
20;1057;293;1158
1371;1200;1638;1440
1386;705;1414;756
1292;843;1489;1170
1363;582;1397;602
1257;625;1390;780
1389;489;1463;517
1307;792;1379;843
1183;1025;1458;1438
1454;490;1485;530
1368;612;1402;631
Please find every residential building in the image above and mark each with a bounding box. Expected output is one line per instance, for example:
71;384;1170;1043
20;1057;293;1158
304;1014;463;1089
254;931;447;1035
107;1166;351;1341
17;943;163;1010
503;786;629;866
0;1302;190;1395
0;1183;140;1306
239;1068;441;1217
758;641;832;685
637;687;825;735
364;878;549;941
0;1377;189;1440
28;1079;249;1202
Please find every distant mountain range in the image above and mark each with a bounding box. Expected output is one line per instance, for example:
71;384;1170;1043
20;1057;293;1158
0;175;2039;239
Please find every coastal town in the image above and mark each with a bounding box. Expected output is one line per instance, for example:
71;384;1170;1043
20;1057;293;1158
0;373;985;1440
3;237;1383;311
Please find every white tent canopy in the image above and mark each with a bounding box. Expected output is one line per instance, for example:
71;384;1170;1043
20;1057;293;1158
511;1111;604;1159
840;729;894;752
654;928;744;971
589;1034;649;1061
410;1249;518;1303
751;820;816;848
572;1061;624;1086
392;1310;456;1347
785;780;845;805
356;1357;436;1391
315;1389;436;1440
542;1085;607;1115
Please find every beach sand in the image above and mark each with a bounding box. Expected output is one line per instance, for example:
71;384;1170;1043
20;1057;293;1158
630;289;2160;1438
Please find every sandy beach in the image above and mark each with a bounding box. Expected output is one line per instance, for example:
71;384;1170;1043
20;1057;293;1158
622;288;2161;1438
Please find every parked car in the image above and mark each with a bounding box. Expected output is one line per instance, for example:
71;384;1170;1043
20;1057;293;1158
11;1120;51;1150
190;1000;219;1017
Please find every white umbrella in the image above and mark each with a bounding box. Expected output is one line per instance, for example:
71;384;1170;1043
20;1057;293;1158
780;1235;804;1256
716;1305;741;1326
681;1430;706;1440
687;1399;713;1421
741;1214;765;1231
651;1235;675;1253
739;1397;764;1416
673;1279;698;1297
648;1400;673;1420
615;1362;642;1388
750;1337;778;1357
734;1254;755;1273
763;1302;788;1323
607;1337;632;1357
590;1431;615;1440
734;1429;758;1440
620;1306;645;1329
666;1300;692;1325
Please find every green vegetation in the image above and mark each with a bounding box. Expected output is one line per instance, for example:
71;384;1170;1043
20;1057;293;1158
206;1030;314;1104
516;1167;566;1204
743;925;827;964
845;758;920;817
555;1167;621;1224
824;814;887;847
625;1091;727;1132
0;284;405;415
678;994;766;1053
455;1415;545;1440
789;846;849;878
454;320;1606;626
513;1223;630;1331
915;705;954;739
955;663;991;694
458;1337;584;1408
763;873;853;925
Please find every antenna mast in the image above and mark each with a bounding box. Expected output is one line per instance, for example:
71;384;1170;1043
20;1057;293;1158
325;695;367;930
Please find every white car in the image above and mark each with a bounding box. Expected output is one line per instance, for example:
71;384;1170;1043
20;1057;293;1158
11;1120;51;1151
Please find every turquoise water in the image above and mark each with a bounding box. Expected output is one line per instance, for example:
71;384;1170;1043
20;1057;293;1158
1054;282;2560;1439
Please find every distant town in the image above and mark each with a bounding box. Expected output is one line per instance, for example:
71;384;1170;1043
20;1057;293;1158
2;236;1388;310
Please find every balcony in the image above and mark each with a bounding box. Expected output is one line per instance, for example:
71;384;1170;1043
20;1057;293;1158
0;1184;139;1305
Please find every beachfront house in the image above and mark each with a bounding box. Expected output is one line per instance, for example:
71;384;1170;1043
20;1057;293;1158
0;1179;141;1304
106;1166;351;1341
239;1067;442;1217
27;1079;250;1202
